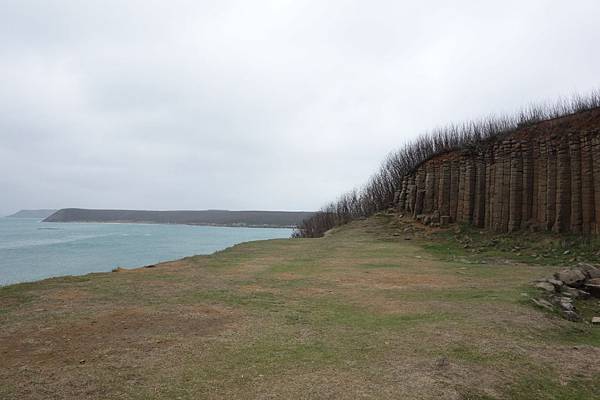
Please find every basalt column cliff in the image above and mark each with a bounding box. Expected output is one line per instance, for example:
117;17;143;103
395;109;600;234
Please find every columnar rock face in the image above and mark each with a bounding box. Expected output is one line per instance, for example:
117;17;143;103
395;110;600;234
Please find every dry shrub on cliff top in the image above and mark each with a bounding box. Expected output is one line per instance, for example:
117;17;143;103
295;89;600;238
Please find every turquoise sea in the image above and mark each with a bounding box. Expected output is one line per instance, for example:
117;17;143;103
0;218;293;286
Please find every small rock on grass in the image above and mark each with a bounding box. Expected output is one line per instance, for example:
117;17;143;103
535;282;555;293
561;287;590;299
554;269;586;287
576;263;600;279
559;299;575;312
532;298;554;311
435;357;449;368
547;278;564;288
562;311;581;322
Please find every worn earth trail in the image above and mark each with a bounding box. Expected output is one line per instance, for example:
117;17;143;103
1;216;599;399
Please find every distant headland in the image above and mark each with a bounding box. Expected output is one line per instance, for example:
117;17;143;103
42;208;314;228
6;209;58;219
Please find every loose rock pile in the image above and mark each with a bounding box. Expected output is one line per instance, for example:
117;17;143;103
533;263;600;322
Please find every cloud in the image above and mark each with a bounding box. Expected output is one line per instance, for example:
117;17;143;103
1;0;600;214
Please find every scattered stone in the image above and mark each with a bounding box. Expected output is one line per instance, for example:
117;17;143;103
535;282;556;293
563;250;571;255
547;278;564;288
562;310;581;322
578;289;591;300
576;263;600;279
554;269;586;287
589;269;600;279
435;356;449;368
532;298;554;311
588;278;600;285
534;265;600;322
561;287;590;299
584;283;600;298
558;299;575;312
561;287;579;298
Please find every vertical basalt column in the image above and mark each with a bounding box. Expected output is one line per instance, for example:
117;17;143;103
580;133;594;234
434;162;439;213
569;134;583;233
450;159;459;222
531;140;539;228
484;151;492;229
435;161;444;210
440;160;451;217
492;144;504;232
463;158;475;224
538;142;548;228
415;168;426;216
546;141;557;231
554;138;571;233
456;160;466;223
424;163;435;214
592;133;600;234
508;141;523;232
501;142;511;232
407;176;416;215
521;140;533;228
473;154;486;227
397;177;407;212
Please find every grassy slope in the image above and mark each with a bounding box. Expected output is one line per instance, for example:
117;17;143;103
1;215;599;400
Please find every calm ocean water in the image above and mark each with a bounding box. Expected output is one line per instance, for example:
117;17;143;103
0;218;293;286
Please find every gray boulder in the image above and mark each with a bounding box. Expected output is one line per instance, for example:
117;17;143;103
548;278;564;289
576;263;600;279
535;282;556;293
554;269;586;287
532;298;554;311
561;286;589;299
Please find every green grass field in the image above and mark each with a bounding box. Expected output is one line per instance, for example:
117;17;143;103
1;215;599;399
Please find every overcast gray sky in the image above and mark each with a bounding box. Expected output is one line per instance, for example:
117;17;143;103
1;0;599;215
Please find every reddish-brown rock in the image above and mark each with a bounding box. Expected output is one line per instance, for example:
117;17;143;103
395;110;600;234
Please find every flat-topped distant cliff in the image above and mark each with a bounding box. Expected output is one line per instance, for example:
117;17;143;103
6;209;57;219
43;208;314;228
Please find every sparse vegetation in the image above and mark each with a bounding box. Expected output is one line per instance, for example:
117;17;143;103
2;215;600;399
295;90;600;238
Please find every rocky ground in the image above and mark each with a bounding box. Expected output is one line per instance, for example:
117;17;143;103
533;264;600;322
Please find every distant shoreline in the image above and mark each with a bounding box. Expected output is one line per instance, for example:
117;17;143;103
43;220;297;229
42;208;313;229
